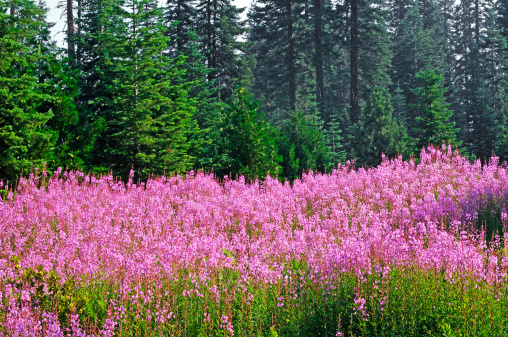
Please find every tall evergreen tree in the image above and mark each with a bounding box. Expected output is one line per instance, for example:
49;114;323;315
0;0;78;182
248;0;301;124
313;0;324;115
79;0;201;179
348;0;392;124
72;0;127;170
222;87;282;179
164;0;197;56
484;5;508;161
451;0;499;159
390;1;446;137
182;30;230;173
323;108;347;166
194;0;249;99
351;86;408;166
411;69;460;150
278;110;332;180
499;0;508;42
56;0;76;61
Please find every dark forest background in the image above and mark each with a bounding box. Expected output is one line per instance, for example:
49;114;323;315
2;0;508;183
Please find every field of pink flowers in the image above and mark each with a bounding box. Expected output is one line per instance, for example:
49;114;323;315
1;145;508;336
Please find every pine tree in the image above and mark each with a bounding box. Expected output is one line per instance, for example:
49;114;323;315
248;0;301;124
350;0;360;123
411;69;460;150
194;0;248;99
451;0;482;153
484;5;508;161
499;0;508;42
323;108;347;166
0;0;78;182
392;82;408;125
313;0;324;115
390;1;446;137
348;0;392;124
222;88;282;179
278;110;332;180
164;0;197;56
34;0;81;170
182;30;229;173
73;0;127;171
89;0;201;180
351;86;408;166
298;0;348;126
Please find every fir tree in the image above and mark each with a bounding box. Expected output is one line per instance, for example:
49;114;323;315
348;0;392;124
390;1;446;137
392;82;408;125
195;0;249;99
164;0;197;55
222;88;282;179
91;0;201;179
411;69;460;150
248;0;301;124
323;108;347;166
73;0;127;171
351;86;408;166
278;110;332;180
451;0;485;154
0;0;78;182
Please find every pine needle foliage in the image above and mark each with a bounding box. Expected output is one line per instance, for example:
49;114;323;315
222;87;282;179
351;86;408;167
411;69;461;151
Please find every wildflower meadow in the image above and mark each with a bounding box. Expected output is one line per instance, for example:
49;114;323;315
2;145;508;336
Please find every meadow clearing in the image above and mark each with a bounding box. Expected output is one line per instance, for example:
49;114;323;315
1;145;508;336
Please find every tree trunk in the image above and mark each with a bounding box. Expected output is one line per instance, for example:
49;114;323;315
67;0;75;61
206;0;213;81
76;0;81;64
474;0;480;46
350;0;359;123
287;0;296;113
177;0;183;51
213;0;217;82
10;0;15;16
314;0;324;117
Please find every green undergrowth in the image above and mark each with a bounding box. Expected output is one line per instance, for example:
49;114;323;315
3;264;508;336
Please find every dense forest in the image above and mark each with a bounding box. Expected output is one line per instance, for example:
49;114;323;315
2;0;508;183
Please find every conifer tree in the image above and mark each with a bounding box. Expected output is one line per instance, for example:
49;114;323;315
411;69;460;150
348;0;392;124
323;108;347;166
392;82;408;125
0;0;78;182
89;0;201;179
194;0;248;99
351;86;408;166
222;88;282;179
278;111;332;180
248;0;301;124
164;0;197;56
72;0;128;171
182;30;229;173
484;5;508;161
499;0;508;42
34;0;81;170
390;2;446;136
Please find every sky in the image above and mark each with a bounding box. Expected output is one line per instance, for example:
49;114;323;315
44;0;252;47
